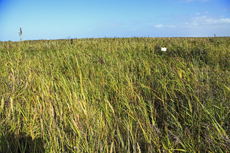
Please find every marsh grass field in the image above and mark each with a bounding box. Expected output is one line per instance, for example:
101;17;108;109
0;37;230;152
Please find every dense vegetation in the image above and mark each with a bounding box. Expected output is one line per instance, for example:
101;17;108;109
0;37;230;152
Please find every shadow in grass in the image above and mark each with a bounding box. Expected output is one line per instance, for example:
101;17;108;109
0;131;45;153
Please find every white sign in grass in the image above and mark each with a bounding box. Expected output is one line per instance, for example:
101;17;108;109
161;47;167;51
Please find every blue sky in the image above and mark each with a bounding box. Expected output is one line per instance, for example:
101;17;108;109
0;0;229;41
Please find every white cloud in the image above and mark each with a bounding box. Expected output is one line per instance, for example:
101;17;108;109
152;15;230;33
166;16;229;36
155;25;163;28
139;13;229;37
217;18;230;24
195;11;209;15
167;25;176;28
222;8;230;12
192;16;230;25
178;0;194;3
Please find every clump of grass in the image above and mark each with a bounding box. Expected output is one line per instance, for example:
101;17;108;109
0;37;230;152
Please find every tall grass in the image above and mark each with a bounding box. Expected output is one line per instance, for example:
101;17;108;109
0;37;230;152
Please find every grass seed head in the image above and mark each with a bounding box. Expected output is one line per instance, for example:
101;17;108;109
168;130;180;145
149;124;161;135
19;27;22;36
222;135;230;146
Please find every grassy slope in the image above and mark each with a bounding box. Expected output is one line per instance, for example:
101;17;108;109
0;37;230;152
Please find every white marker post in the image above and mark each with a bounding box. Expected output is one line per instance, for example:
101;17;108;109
161;47;167;52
